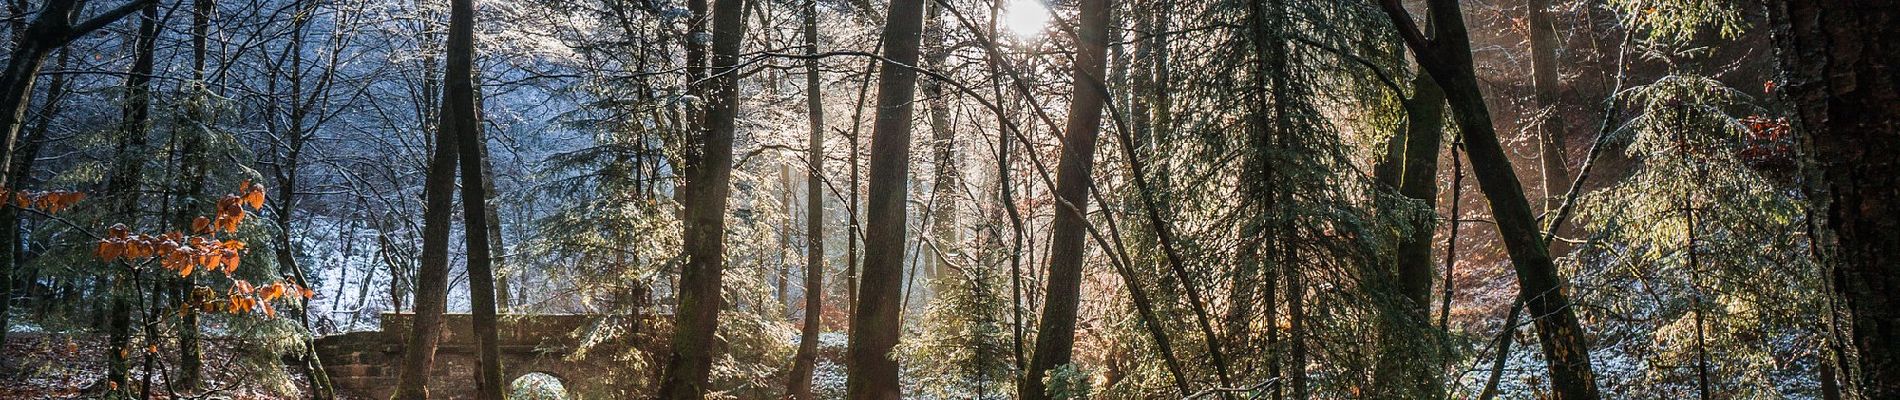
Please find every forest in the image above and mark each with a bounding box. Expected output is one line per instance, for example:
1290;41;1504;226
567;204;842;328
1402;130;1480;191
0;0;1893;398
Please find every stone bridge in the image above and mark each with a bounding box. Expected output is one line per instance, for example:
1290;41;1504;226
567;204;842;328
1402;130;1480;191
315;313;666;400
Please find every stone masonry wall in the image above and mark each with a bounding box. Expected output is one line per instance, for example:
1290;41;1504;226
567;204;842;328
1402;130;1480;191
315;313;665;400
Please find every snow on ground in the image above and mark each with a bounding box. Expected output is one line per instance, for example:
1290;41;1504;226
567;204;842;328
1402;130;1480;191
2;332;322;399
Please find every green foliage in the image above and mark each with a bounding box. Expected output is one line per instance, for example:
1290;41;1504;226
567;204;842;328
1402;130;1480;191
1122;0;1423;395
1576;74;1824;396
1041;363;1092;400
1609;0;1747;43
223;316;313;395
904;269;1014;399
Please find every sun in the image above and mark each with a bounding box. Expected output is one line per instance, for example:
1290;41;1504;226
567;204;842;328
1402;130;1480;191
1001;0;1050;38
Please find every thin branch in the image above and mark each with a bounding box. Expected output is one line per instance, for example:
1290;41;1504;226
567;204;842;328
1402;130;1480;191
61;0;158;45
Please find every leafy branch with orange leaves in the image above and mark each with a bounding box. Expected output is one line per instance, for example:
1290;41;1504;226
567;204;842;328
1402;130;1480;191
1;188;87;214
93;180;311;319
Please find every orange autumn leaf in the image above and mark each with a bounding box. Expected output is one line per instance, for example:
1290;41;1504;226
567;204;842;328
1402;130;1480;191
262;282;285;301
97;240;122;262
127;241;149;258
243;187;265;209
219;195;240;212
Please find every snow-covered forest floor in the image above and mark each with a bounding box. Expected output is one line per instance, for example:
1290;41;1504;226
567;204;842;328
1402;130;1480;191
1;329;321;399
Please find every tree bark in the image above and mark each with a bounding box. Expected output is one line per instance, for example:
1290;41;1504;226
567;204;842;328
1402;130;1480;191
1283;230;1306;400
653;0;746;395
1376;0;1601;398
778;163;793;309
1022;0;1110;397
1477;299;1523;400
785;0;824;397
922;0;957;299
173;0;216;388
100;2;157;393
0;25;54;190
479;111;508;313
436;0;502;397
846;67;865;320
390;8;464;397
1247;0;1300;396
0;47;61;353
1528;0;1569;212
979;0;1028;380
843;0;929;395
1373;70;1448;398
1769;1;1900;397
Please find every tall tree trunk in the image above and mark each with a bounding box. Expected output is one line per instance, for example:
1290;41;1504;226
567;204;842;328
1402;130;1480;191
1528;0;1568;212
172;0;217;388
979;0;1028;379
99;2;157;392
1372;71;1448;398
478;110;508;313
1769;1;1900;397
0;21;55;191
653;0;746;394
778;163;794;309
785;0;824;396
1022;0;1109;397
1246;0;1299;395
922;0;957;298
390;11;463;399
436;0;502;398
0;47;62;351
1478;299;1524;400
843;0;929;395
1393;12;1451;309
846;80;863;319
843;34;888;325
1376;1;1601;398
1283;231;1306;400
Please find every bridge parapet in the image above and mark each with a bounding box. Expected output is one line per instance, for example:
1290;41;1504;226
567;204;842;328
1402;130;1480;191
316;313;665;400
